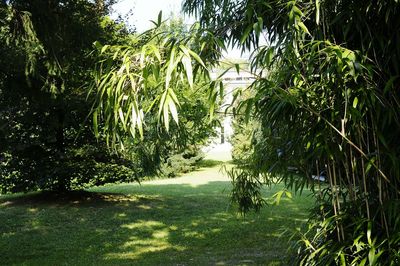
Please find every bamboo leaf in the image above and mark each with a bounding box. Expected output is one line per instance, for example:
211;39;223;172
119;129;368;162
116;74;126;93
240;24;253;44
169;98;179;125
137;109;144;140
298;21;311;36
340;253;346;265
234;63;240;74
93;110;99;138
219;81;224;101
131;103;137;137
158;89;168;121
165;47;176;89
365;158;376;174
367;221;372;245
163;95;170;131
188;49;206;68
209;91;218;122
368;247;376;266
353;97;359;109
101;44;110;54
182;55;193;88
124;102;133;128
157;11;162;26
292;5;303;17
272;190;284;205
149;20;158;27
118;108;126;130
359;258;367;266
257;16;263;32
168;88;180;106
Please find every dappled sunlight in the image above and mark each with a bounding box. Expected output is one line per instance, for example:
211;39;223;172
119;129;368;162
28;207;38;213
105;239;185;261
121;220;165;230
0;201;16;207
106;221;186;261
183;230;206;239
115;213;127;218
136;204;152;210
0;169;314;265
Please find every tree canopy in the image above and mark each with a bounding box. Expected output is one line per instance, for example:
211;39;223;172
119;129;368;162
1;0;129;192
0;1;215;192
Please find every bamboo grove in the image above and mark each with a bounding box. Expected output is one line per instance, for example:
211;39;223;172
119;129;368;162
182;0;400;264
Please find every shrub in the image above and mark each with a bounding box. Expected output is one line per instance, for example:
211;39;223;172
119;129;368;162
0;144;138;193
160;148;205;178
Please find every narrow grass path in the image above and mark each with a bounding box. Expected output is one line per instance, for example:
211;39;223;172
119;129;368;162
0;164;314;265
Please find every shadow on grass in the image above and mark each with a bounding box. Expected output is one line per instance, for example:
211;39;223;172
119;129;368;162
196;159;225;168
0;190;136;207
0;181;313;265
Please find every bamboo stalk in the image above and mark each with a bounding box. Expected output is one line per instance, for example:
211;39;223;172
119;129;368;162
294;99;393;187
349;147;357;200
332;159;345;241
359;129;371;220
316;160;322;200
327;161;342;242
371;115;391;241
344;147;354;201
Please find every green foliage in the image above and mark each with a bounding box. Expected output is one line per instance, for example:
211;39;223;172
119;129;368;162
91;16;211;148
160;148;204;178
0;0;135;193
229;88;260;162
90;17;218;181
0;144;138;192
292;200;400;265
183;0;400;264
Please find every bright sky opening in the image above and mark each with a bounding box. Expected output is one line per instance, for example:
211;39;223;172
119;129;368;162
112;0;250;59
112;0;185;32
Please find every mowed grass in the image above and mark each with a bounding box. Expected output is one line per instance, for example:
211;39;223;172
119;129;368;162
0;164;314;265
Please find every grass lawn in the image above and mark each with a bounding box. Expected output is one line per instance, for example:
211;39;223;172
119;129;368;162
0;164;314;265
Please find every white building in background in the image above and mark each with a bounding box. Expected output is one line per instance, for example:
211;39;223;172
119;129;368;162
203;66;255;161
210;68;256;144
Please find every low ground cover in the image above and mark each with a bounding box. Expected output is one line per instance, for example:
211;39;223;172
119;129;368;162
0;165;314;265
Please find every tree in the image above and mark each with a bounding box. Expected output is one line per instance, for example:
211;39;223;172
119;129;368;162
0;0;136;192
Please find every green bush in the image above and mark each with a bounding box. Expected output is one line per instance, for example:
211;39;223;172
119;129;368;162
230;88;261;163
160;148;205;178
0;144;138;193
